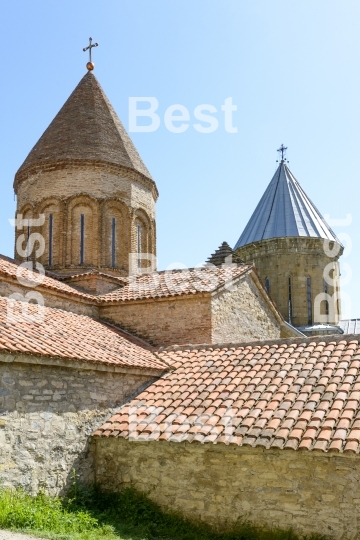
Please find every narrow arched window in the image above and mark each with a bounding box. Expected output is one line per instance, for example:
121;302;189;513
80;214;85;265
306;277;312;325
26;224;30;262
288;276;292;324
137;223;142;269
49;214;53;266
265;278;270;294
324;279;329;322
111;218;116;268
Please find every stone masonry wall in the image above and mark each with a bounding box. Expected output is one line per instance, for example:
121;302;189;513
95;438;360;539
211;274;280;343
16;166;156;218
0;279;98;317
0;355;155;495
63;275;120;295
15;164;156;275
236;237;342;327
99;295;212;347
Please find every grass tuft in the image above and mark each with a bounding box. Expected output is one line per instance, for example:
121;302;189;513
0;480;330;540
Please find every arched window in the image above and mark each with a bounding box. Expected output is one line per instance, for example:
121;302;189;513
137;223;142;270
323;279;329;322
80;214;85;265
48;214;53;266
111;217;116;268
265;278;270;294
26;223;30;261
306;277;312;325
288;276;292;324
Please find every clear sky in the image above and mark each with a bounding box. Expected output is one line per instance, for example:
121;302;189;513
0;1;359;318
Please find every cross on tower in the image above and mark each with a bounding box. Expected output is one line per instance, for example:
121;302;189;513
83;37;98;71
277;144;288;161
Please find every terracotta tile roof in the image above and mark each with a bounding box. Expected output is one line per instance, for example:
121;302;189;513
0;296;166;372
14;72;155;191
0;255;94;300
94;336;360;452
99;265;253;303
57;269;128;287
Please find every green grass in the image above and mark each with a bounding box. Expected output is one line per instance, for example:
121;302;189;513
0;481;329;540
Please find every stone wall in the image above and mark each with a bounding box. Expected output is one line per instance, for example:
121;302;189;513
211;274;280;343
236;237;343;327
94;438;360;539
62;274;121;295
0;278;98;317
0;354;155;494
16;166;157;214
15;164;156;276
100;295;212;347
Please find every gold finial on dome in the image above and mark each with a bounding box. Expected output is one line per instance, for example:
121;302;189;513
83;37;98;71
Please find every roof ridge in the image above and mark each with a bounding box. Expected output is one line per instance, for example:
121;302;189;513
157;333;359;353
98;265;253;303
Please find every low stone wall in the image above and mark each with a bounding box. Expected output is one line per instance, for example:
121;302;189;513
94;438;360;539
0;355;155;494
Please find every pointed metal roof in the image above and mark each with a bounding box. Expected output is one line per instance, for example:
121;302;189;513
14;71;153;191
234;161;339;249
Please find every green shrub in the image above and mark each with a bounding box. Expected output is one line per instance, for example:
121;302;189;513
0;482;330;540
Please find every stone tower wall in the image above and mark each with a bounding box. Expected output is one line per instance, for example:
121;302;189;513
14;163;157;276
235;237;342;327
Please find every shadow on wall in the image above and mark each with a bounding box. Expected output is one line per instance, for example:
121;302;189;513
0;361;156;495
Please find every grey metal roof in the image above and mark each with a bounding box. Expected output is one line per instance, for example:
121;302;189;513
234;161;339;249
339;319;360;335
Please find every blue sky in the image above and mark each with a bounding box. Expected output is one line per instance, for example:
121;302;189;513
0;1;359;317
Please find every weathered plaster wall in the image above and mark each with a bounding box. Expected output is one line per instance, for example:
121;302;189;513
211;275;280;343
0;355;155;494
95;438;360;539
100;296;212;347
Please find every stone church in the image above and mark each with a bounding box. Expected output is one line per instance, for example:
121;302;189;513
0;64;359;539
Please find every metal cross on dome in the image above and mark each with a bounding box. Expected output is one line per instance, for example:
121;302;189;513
277;144;288;161
83;37;98;71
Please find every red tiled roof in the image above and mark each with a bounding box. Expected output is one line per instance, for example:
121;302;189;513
0;296;166;372
56;269;128;287
99;265;253;303
94;336;360;452
0;255;94;300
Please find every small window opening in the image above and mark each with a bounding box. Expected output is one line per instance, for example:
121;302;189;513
49;214;53;266
265;278;270;294
324;279;329;322
137;224;142;270
26;224;30;261
111;218;116;268
307;277;312;325
288;276;292;324
80;214;85;265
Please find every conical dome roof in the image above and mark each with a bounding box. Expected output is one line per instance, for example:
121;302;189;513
234;161;339;249
14;72;153;191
